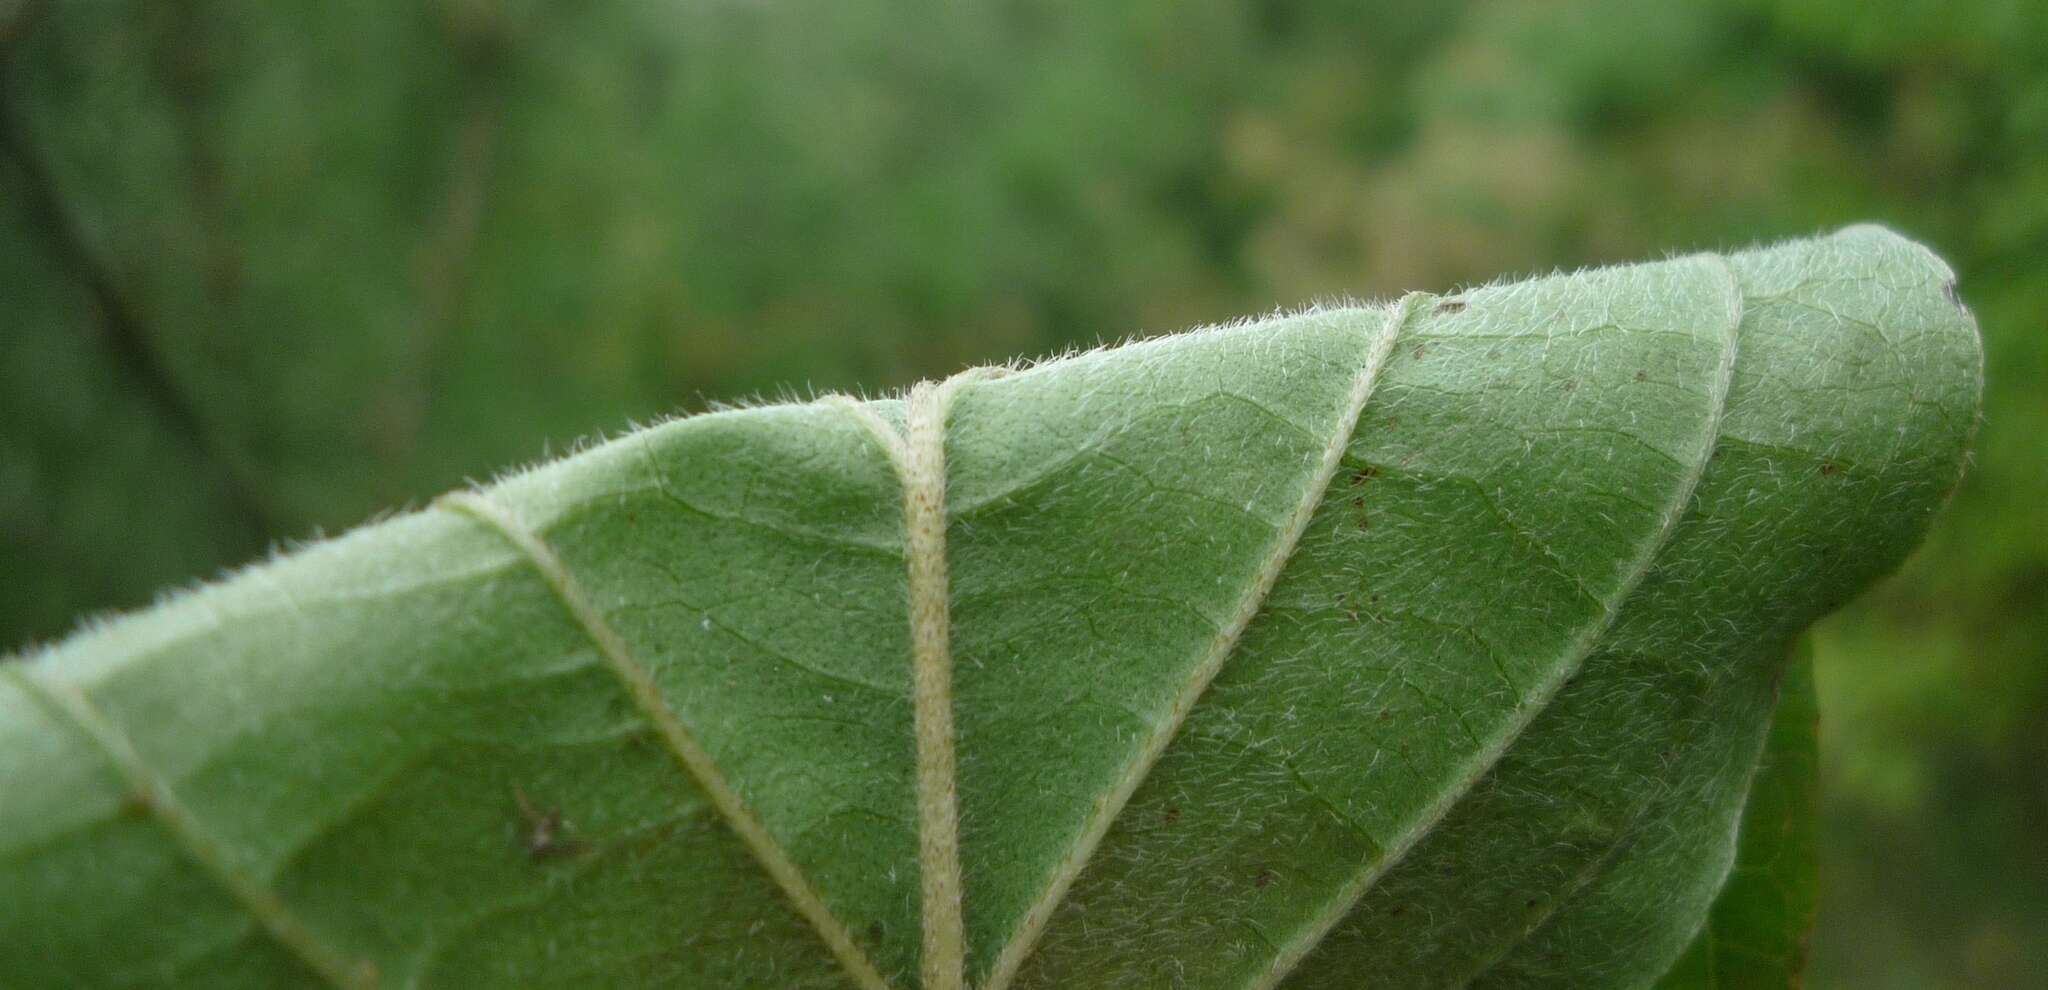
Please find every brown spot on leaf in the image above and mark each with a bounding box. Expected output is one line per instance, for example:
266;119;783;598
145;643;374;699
1820;459;1838;477
1634;370;1648;383
1412;344;1426;360
1255;869;1277;888
1163;806;1181;826
1434;299;1467;315
514;788;582;861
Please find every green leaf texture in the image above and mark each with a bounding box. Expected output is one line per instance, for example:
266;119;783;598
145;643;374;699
0;226;1979;989
1658;644;1820;989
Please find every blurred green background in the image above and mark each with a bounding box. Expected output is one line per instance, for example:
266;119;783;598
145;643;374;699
1;0;2041;985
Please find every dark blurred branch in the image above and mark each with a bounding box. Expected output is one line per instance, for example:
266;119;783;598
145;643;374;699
0;0;44;48
0;61;279;546
385;3;510;465
157;0;243;304
397;77;502;456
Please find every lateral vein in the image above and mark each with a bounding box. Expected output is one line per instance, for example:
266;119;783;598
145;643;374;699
983;296;1421;990
436;491;892;990
1247;258;1746;990
3;665;376;989
1449;633;1789;989
822;394;912;476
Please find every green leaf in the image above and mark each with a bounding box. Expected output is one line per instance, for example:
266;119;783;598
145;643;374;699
1657;643;1821;989
0;225;1978;989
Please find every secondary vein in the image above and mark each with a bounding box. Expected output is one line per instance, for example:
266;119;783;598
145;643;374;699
982;296;1420;990
436;490;892;990
1246;257;1745;990
3;665;375;989
1447;605;1788;988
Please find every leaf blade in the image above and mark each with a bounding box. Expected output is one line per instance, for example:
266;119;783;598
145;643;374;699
0;227;1978;989
1282;227;1974;988
1005;251;1745;988
1655;645;1821;990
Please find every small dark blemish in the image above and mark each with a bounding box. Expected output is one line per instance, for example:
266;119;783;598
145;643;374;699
1357;515;1370;531
1562;380;1577;392
119;793;152;818
1711;448;1725;460
1412;344;1426;360
1255;869;1277;888
1820;459;1838;477
1526;897;1540;909
1351;497;1365;509
1369;594;1381;604
1634;370;1648;383
1390;904;1406;917
867;921;886;944
1384;416;1400;430
1164;806;1181;826
515;788;581;861
1434;299;1467;315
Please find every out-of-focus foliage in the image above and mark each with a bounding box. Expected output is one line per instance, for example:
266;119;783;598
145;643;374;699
0;0;2040;985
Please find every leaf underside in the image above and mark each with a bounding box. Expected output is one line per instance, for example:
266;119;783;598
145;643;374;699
1656;643;1820;990
0;226;1978;989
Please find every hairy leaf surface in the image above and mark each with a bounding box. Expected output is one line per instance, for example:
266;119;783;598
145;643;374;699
1658;646;1820;989
0;226;1978;989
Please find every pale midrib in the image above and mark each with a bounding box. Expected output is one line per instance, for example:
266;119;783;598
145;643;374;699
908;382;968;990
1246;262;1745;990
981;296;1422;990
436;491;891;990
3;665;375;990
826;377;978;990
